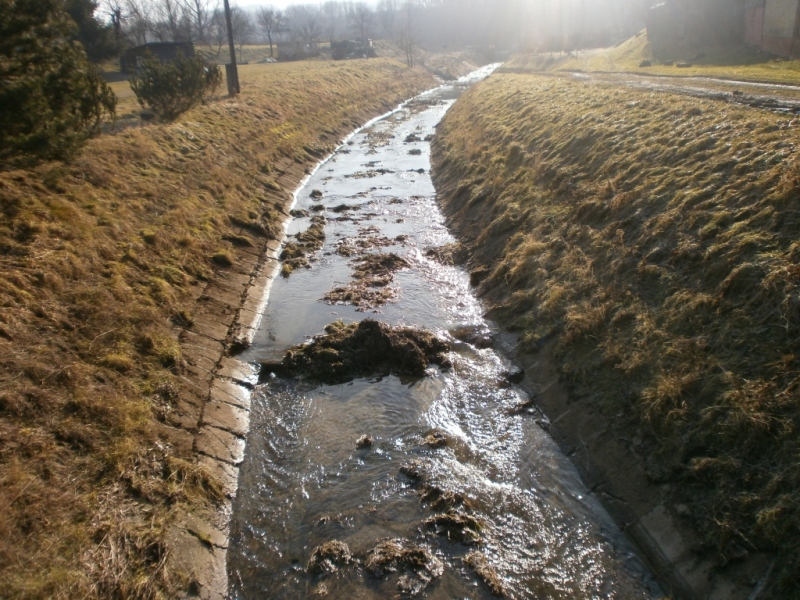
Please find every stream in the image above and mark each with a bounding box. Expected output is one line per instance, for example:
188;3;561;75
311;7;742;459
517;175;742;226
228;66;662;599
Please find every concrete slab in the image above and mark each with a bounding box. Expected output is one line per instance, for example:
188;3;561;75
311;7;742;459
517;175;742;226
217;356;259;386
154;422;195;458
196;425;245;465
210;379;252;410
167;526;227;600
191;319;230;343
180;330;225;364
198;455;240;499
212;270;252;290
200;283;243;307
193;296;238;323
182;511;229;549
202;399;249;437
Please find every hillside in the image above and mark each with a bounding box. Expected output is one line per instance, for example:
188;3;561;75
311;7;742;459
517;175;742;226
432;71;800;595
0;58;435;598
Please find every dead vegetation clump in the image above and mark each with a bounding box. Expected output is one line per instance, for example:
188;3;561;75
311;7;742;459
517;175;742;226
364;538;444;596
423;512;484;545
421;428;448;448
266;319;450;384
323;252;411;310
322;284;400;310
431;72;800;589
307;540;353;575
335;235;395;257
280;216;326;276
419;485;472;512
0;57;435;598
424;242;469;266
463;551;506;597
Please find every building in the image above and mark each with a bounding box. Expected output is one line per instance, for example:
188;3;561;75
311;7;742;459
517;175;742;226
746;0;800;56
646;1;745;53
120;42;195;74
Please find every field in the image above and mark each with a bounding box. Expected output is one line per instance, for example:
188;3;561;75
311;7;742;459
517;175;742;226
511;32;800;86
0;57;435;598
432;72;800;593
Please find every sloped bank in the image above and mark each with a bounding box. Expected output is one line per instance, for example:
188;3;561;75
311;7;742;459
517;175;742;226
0;58;437;599
431;72;800;598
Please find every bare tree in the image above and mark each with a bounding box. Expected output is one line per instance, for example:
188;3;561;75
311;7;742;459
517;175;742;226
286;4;322;46
153;0;191;41
400;0;416;67
256;6;286;57
231;6;254;63
378;0;396;38
321;1;342;43
181;0;217;44
209;6;227;54
347;2;373;41
122;0;156;45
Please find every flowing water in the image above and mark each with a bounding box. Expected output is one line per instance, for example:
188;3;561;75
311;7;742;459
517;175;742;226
228;66;662;599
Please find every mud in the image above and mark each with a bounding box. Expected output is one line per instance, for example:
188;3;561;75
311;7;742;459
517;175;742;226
322;283;399;310
448;323;494;349
364;538;444;596
399;459;426;481
334;235;395;257
262;319;451;384
355;434;374;449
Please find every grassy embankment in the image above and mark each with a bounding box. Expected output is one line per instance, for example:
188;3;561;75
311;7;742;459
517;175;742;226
432;73;800;591
0;58;434;598
510;32;800;85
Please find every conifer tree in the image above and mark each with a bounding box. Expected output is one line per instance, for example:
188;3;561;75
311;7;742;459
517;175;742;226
0;0;117;164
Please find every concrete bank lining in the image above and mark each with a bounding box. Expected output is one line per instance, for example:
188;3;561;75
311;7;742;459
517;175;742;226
489;310;775;600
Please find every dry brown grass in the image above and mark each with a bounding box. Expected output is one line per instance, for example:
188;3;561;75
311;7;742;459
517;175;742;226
0;58;434;598
432;72;800;592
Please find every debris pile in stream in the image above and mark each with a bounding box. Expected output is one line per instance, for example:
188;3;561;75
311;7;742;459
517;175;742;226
419;485;472;512
424;242;468;266
262;319;451;384
307;540;353;575
280;216;326;277
464;551;507;597
424;512;484;545
323;252;411;310
365;538;444;596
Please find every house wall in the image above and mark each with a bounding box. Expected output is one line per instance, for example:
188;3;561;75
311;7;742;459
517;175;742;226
762;0;800;55
745;5;765;46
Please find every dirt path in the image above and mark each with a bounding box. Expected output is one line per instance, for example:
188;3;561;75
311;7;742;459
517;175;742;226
526;69;800;115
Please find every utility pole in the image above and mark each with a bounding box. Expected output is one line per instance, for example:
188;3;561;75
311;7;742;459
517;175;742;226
224;0;240;96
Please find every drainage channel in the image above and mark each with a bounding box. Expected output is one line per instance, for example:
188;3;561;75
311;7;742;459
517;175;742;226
227;66;662;599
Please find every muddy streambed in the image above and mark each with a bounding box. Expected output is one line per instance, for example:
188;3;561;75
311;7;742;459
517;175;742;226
228;67;662;599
